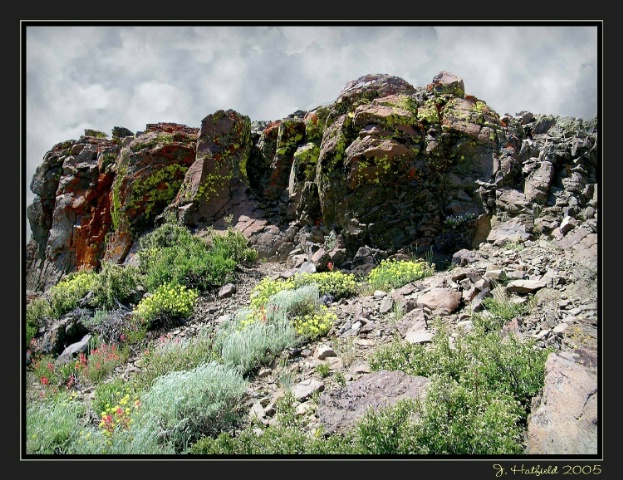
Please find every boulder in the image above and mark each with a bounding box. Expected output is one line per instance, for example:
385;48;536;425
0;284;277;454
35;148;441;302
526;349;598;454
318;370;429;435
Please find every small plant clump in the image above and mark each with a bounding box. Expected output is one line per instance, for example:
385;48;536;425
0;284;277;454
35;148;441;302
91;261;141;310
293;271;358;299
245;283;337;342
133;326;220;389
503;239;526;251
444;212;476;229
98;390;142;438
26;394;85;454
292;309;337;340
208;225;258;265
49;270;98;318
367;258;435;290
26;297;52;346
314;362;331;378
130;361;248;452
248;277;296;311
132;282;198;329
81;343;130;383
217;315;298;376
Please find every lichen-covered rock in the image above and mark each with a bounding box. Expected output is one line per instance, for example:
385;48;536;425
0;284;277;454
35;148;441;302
111;126;134;139
104;123;198;263
315;72;495;255
329;73;416;126
166;111;251;228
26;72;599;290
440;96;501;148
26;135;119;290
427;71;465;97
288;142;322;224
247;116;307;205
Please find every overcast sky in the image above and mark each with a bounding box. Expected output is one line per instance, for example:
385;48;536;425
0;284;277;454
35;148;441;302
24;24;598;239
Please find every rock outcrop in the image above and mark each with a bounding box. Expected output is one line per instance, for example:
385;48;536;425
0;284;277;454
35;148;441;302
26;72;598;296
317;369;430;435
526;349;598;454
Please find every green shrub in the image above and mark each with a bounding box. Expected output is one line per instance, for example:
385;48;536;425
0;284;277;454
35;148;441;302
140;243;235;292
354;377;523;455
129;362;247;452
367;259;435;290
315;362;331;378
190;424;312;455
26;297;52;346
368;324;469;380
139;222;195;251
368;340;429;376
91;261;141;309
26;394;86;454
463;331;551;411
208;226;258;265
133;282;198;329
138;223;240;291
49;270;98;318
369;320;550;416
354;399;420;454
412;376;524;454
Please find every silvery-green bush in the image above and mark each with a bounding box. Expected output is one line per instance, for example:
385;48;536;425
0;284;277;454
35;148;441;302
128;361;247;453
27;395;85;454
217;315;297;375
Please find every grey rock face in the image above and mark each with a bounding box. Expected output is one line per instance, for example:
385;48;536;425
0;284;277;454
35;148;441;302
526;349;598;454
317;370;429;434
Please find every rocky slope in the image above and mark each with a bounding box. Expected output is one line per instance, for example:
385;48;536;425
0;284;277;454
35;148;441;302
25;72;599;455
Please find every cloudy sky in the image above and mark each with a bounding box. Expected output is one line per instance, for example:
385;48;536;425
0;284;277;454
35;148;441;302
24;23;598;239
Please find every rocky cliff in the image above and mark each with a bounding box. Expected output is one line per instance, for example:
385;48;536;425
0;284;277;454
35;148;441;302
26;72;598;293
24;71;600;455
